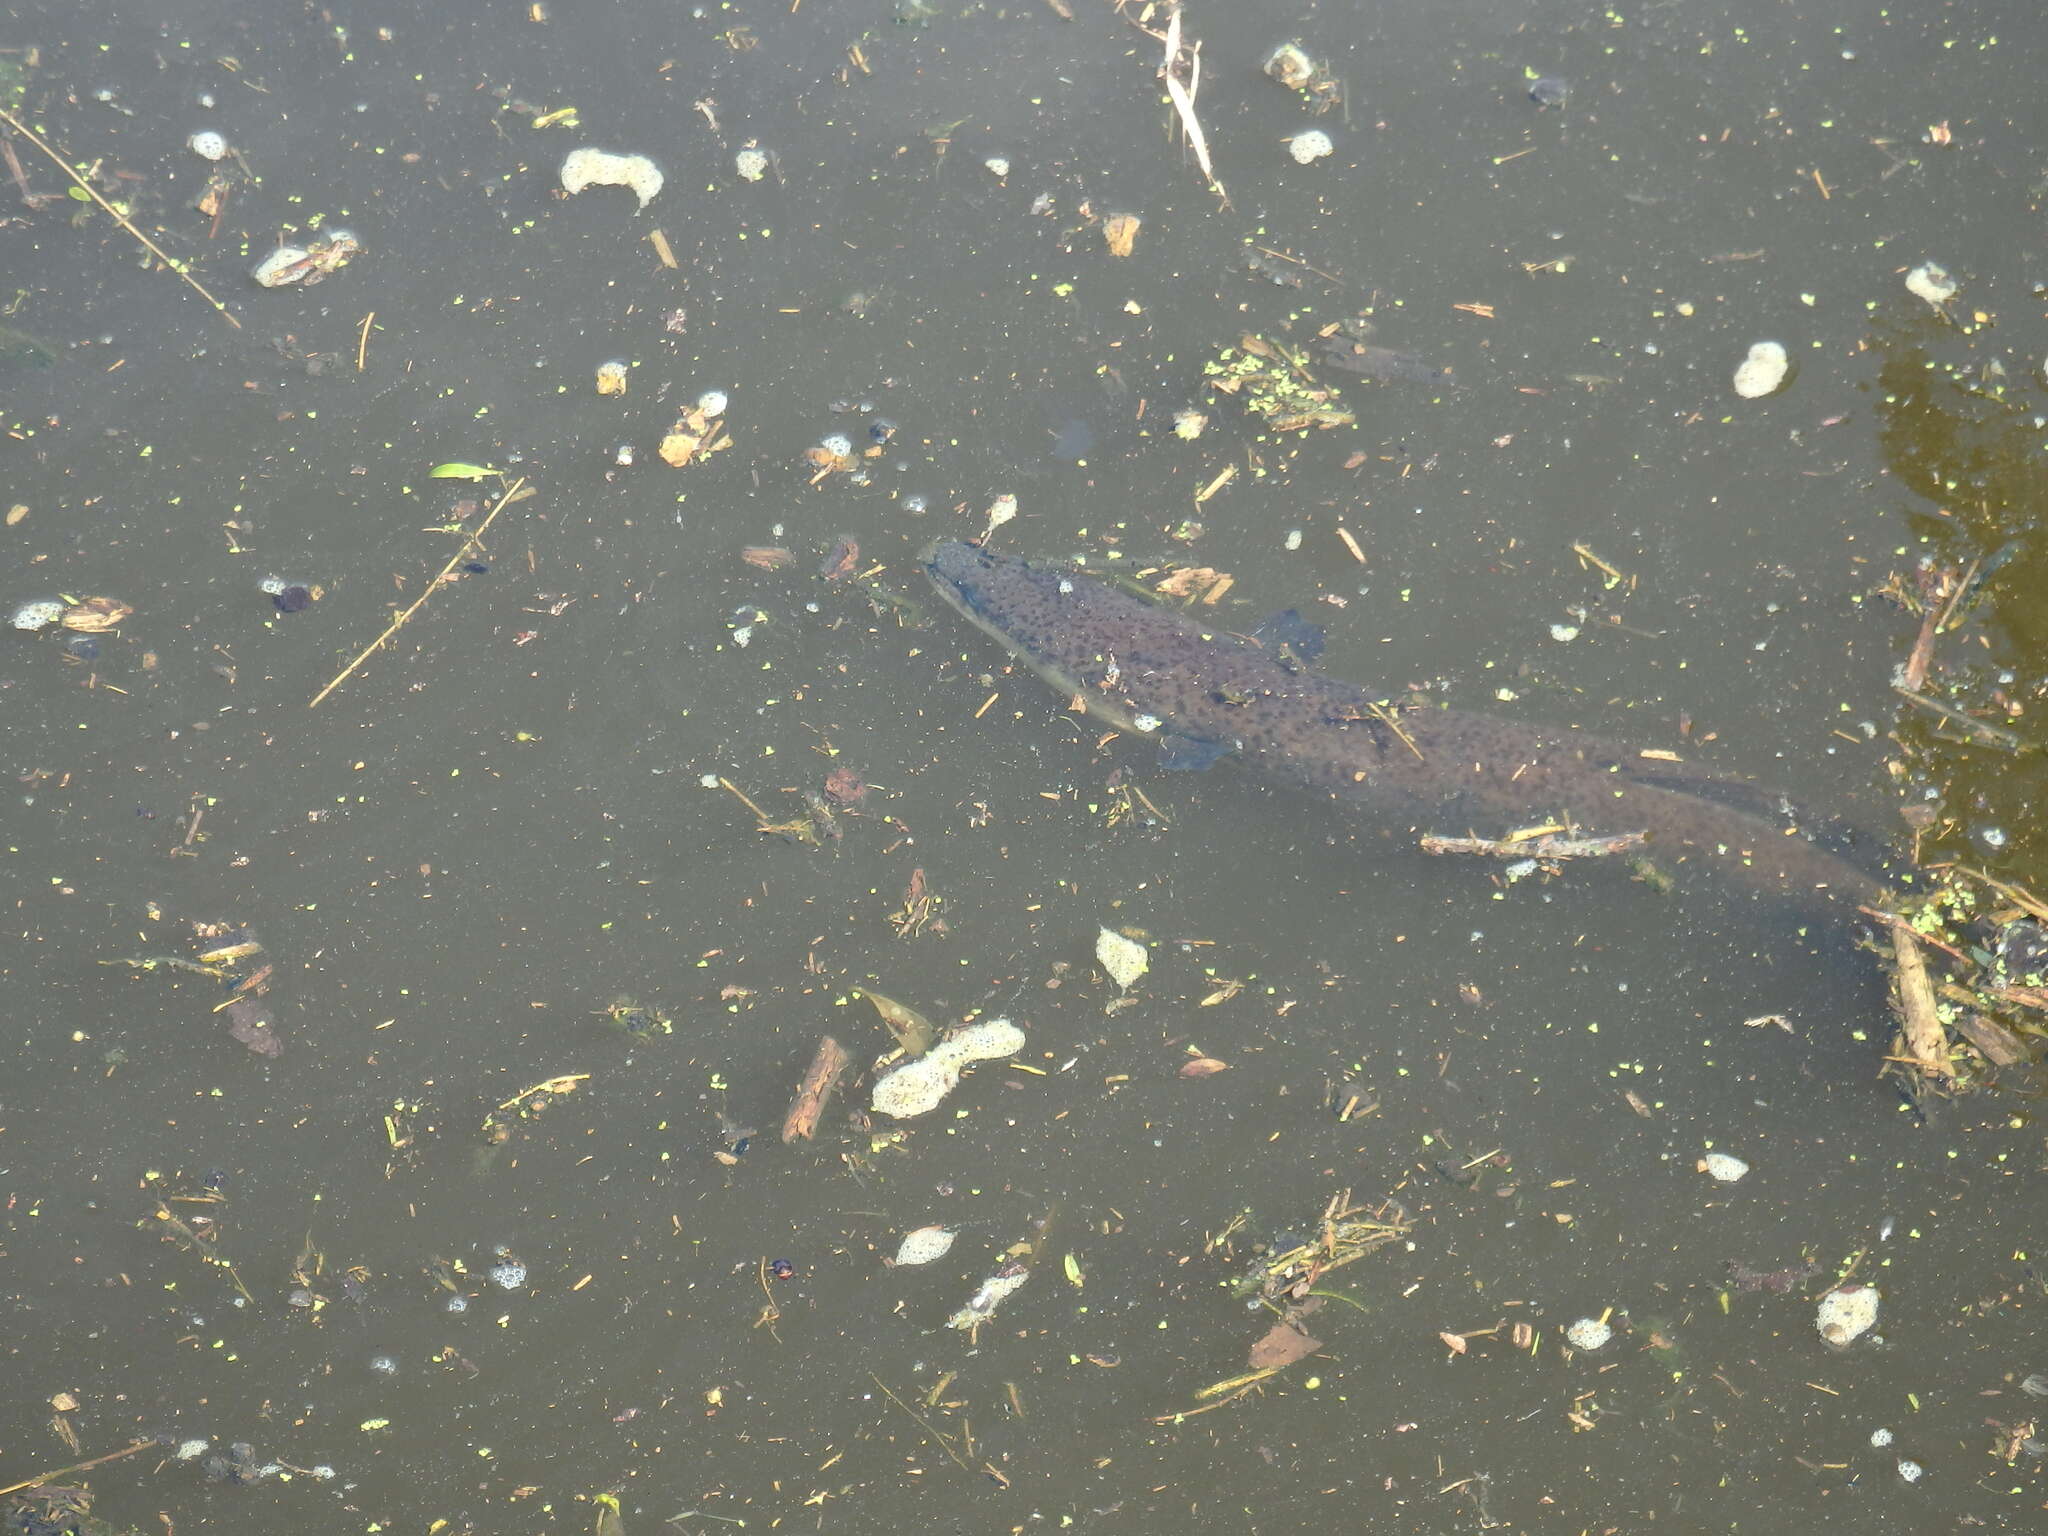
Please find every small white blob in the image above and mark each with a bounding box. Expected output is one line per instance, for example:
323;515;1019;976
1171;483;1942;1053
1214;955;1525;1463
1815;1282;1880;1347
1549;623;1580;643
696;388;729;417
560;147;663;208
1172;408;1208;439
488;1259;529;1291
1904;262;1958;308
11;598;65;631
948;1267;1028;1329
1897;1458;1924;1484
250;246;311;287
1870;1426;1895;1448
189;129;228;161
1565;1316;1613;1350
734;146;770;182
983;155;1011;179
1097;927;1149;991
1132;713;1162;733
1733;340;1790;399
1701;1151;1750;1184
892;1225;957;1266
1288;129;1335;164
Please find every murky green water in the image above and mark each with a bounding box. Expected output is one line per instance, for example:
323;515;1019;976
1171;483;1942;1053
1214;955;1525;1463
4;2;2046;1532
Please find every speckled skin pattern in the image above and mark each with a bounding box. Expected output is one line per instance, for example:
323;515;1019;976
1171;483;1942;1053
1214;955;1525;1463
925;541;1884;905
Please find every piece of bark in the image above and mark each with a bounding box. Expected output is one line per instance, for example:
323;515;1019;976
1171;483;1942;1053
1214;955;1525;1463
781;1034;853;1142
1952;1011;2031;1067
1888;920;1953;1077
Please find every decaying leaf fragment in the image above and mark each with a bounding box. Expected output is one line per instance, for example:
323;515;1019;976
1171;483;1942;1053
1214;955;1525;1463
857;987;936;1057
1102;211;1142;258
1247;1321;1321;1370
61;596;134;632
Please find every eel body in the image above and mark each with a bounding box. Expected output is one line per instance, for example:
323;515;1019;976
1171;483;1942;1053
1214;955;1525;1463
924;540;1886;906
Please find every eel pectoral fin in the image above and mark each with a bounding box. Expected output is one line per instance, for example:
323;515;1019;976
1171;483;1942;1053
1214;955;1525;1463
1250;609;1325;665
1158;733;1236;772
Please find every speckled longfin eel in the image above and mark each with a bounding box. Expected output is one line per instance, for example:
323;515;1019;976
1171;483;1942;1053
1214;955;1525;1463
924;540;1887;906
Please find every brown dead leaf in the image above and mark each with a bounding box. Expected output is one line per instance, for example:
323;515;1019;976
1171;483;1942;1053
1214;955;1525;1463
1102;211;1142;258
62;597;134;633
1247;1322;1321;1370
741;546;795;570
659;430;704;467
1154;566;1225;600
823;765;868;804
803;443;858;478
1438;1331;1468;1355
1179;1057;1230;1077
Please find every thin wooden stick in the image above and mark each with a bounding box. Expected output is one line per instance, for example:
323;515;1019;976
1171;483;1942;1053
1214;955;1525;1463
1420;829;1645;861
0;1438;156;1498
0;106;239;328
310;476;528;707
357;310;375;371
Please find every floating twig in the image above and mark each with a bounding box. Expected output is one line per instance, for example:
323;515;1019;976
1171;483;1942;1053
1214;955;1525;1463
0;1439;156;1499
870;1373;975;1474
310;475;529;707
1893;686;2030;752
781;1034;852;1143
0;106;239;328
1420;829;1646;861
1887;918;1953;1079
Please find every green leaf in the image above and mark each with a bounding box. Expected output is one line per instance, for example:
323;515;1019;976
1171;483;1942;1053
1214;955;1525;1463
67;186;91;202
428;462;498;481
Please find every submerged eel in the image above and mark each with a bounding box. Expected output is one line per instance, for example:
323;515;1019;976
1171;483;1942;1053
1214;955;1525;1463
924;540;1889;907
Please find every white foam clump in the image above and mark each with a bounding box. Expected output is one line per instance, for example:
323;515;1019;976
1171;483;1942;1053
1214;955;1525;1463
870;1018;1027;1119
1904;262;1958;308
892;1225;957;1266
11;598;65;631
1288;129;1335;164
1816;1282;1880;1347
189;130;228;161
1732;339;1789;398
560;147;664;209
1564;1316;1613;1350
1701;1151;1749;1183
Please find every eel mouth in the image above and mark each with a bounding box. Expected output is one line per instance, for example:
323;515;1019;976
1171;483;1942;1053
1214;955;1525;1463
921;538;1002;621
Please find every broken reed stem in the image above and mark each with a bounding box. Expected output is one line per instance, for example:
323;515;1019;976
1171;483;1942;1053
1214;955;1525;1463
310;475;528;707
1158;6;1227;206
0;1438;157;1499
0;106;240;328
870;1373;975;1474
